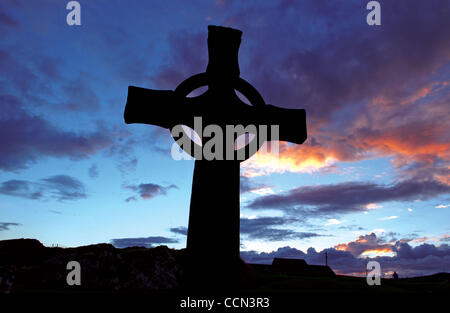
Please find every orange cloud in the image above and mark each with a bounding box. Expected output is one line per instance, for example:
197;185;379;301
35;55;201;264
334;233;393;257
242;141;338;177
410;233;450;244
242;80;450;184
360;248;395;258
363;124;450;165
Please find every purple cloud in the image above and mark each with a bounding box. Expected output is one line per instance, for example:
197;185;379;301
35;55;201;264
241;240;450;277
106;137;140;174
151;31;208;89
60;78;100;112
334;232;393;257
0;175;87;201
170;226;188;236
88;164;99;178
170;215;323;242
124;183;178;201
0;11;19;28
0;222;21;231
393;241;450;260
0;180;43;199
240;216;321;242
149;0;450;183
110;236;178;248
0;94;114;171
41;175;87;201
240;176;271;194
247;179;450;217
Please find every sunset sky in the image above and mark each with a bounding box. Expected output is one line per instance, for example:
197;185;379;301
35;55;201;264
1;0;449;277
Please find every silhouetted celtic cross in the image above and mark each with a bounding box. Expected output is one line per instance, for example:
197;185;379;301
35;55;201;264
124;25;307;292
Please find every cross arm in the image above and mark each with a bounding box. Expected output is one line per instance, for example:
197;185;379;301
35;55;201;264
238;103;307;145
262;105;307;145
124;86;187;129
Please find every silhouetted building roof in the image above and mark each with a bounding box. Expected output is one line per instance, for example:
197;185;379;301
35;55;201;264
272;258;308;270
249;257;335;277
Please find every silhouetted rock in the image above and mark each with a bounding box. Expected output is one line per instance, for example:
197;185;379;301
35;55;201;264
2;239;448;295
0;238;185;293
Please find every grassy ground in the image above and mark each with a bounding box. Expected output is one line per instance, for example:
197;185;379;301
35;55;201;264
241;270;450;294
4;271;449;311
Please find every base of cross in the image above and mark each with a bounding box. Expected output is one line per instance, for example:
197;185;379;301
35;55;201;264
182;160;241;293
183;253;242;294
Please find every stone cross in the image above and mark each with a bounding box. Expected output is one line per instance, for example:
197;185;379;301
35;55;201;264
124;25;307;292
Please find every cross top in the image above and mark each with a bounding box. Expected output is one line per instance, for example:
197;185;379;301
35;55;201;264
125;25;306;161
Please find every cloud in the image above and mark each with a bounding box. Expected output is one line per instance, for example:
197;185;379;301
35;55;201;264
170;226;188;236
106;137;140;174
0;180;43;199
338;225;365;231
0;94;115;171
366;203;382;210
60;78;100;112
241;232;450;277
165;215;325;243
334;232;393;257
242;142;338;177
435;204;449;208
247;179;450;218
241;246;307;265
41;175;87;201
212;0;450;180
378;216;399;221
0;46;130;173
393;241;450;260
88;164;99;178
240;216;322;242
240;176;273;195
240;176;260;194
124;183;178;201
0;11;19;28
151;31;207;89
372;228;386;235
406;234;450;244
2;0;448;186
0;175;87;201
325;219;342;226
110;236;178;248
0;222;21;231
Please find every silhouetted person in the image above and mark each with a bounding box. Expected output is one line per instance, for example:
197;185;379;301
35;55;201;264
393;271;399;280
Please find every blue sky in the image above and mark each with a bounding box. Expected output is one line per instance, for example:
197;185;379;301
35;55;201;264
1;0;449;276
